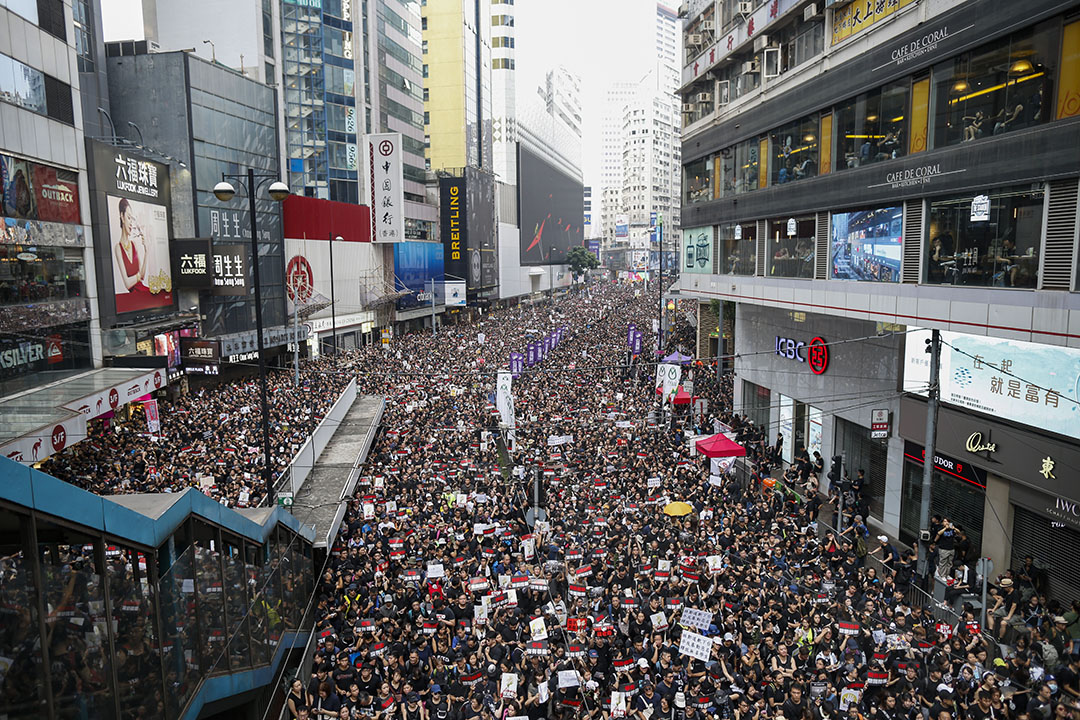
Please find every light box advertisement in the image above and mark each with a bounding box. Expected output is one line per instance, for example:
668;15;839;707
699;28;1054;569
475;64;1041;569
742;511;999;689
903;327;1080;440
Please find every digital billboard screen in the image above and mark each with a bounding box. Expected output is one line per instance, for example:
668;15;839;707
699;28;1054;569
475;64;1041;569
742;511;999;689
394;241;445;311
518;145;584;266
830;206;902;282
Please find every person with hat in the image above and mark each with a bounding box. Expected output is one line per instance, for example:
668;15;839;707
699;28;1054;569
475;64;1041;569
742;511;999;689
989;576;1023;641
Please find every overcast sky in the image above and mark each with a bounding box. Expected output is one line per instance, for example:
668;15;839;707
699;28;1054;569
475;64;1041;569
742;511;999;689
101;0;667;184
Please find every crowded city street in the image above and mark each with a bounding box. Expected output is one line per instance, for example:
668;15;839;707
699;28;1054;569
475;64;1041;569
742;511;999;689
272;281;1080;720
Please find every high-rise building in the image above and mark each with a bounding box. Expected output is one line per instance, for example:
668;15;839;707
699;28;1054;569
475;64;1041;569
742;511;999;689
596;2;682;253
490;0;516;184
422;0;493;172
0;0;98;401
677;0;1080;595
361;1;435;240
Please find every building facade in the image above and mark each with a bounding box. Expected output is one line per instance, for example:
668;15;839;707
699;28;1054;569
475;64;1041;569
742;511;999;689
677;0;1080;595
0;0;97;397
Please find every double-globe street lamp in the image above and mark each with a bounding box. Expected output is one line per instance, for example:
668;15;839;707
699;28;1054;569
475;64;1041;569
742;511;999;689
213;169;290;506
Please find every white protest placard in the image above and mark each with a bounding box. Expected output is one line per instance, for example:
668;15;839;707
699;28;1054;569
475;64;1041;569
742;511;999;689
706;556;723;574
498;574;511;588
612;692;627;718
456;493;468;506
501;672;518;698
651;611;669;632
679;630;714;662
530;617;548;641
647;476;662;489
558;670;580;688
385;500;398;514
363;503;375;520
680;607;714;631
506;589;519;607
708;475;724;487
656;559;671;581
537;682;550;704
522;537;536;561
616;421;634;429
427;563;445;579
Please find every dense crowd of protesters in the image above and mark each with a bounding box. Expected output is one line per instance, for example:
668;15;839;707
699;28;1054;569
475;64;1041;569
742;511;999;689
40;353;357;507
280;281;1080;720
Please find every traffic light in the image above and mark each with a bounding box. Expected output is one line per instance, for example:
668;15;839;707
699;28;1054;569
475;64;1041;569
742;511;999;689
827;455;843;485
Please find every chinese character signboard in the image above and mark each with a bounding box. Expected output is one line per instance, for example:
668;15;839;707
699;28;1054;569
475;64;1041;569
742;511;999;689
89;141;174;317
365;133;405;243
171;238;213;288
211;244;249;296
904;327;1080;442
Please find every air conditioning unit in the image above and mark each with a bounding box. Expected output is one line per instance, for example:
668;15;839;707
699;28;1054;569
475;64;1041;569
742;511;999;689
804;3;819;20
701;20;715;31
753;34;769;52
741;60;759;74
697;92;712;103
738;1;753;14
688;33;703;46
682;103;696;113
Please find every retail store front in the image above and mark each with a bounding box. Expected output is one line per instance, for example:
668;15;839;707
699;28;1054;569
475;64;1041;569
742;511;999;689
900;396;1080;602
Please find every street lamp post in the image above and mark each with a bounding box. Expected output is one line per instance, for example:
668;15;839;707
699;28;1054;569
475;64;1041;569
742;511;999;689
213;169;290;506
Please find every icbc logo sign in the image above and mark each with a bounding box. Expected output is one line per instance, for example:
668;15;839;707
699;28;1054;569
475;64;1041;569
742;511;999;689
51;424;67;452
775;336;829;375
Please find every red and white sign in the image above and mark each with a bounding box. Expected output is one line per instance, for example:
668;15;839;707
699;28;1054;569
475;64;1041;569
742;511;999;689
68;369;168;420
681;0;798;87
1;413;88;464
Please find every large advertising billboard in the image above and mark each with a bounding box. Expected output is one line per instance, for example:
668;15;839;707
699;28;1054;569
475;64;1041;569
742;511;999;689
518;145;584;266
681;227;713;274
830;206;902;282
88;141;174;319
394;241;445;311
0;153;80;224
465;167;497;292
440;176;468;282
904;327;1080;441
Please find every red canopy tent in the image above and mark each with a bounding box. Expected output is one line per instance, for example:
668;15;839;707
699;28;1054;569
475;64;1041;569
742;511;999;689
695;433;746;458
672;386;694;405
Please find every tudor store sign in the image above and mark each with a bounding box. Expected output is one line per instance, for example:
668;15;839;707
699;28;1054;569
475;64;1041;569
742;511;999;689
775;336;829;375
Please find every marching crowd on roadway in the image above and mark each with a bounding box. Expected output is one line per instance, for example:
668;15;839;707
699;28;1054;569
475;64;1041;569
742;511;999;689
281;280;1080;720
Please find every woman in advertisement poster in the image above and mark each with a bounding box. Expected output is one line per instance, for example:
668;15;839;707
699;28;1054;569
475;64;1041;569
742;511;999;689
112;195;174;314
113;198;152;299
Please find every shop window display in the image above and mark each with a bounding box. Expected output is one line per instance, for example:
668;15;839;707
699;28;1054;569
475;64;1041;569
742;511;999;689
830;206;903;282
835;81;909;171
768;217;815;278
770;114;819;184
930;21;1057;148
719;223;756;276
925;186;1043;288
684;156;712;205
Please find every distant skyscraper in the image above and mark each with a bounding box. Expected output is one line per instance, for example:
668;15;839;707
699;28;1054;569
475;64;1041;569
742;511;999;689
491;0;516;184
422;0;493;172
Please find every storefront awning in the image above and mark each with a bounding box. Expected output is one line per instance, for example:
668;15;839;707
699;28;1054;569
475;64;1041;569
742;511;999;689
0;366;169;464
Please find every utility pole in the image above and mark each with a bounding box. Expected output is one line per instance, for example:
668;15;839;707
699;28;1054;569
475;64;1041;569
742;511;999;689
431;277;437;336
657;213;664;355
918;329;941;579
292;285;299;386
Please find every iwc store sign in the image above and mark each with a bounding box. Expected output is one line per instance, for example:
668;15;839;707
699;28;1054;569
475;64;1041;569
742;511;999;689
775;336;829;375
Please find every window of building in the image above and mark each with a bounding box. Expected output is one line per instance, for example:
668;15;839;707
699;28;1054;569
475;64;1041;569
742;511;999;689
830;206;903;283
925;185;1044;288
771;114;818;185
733;138;759;194
767;216;815;278
930;20;1058;148
835;81;909;171
718;223;755;276
73;0;94;73
684;156;711;205
0;0;37;23
263;0;275;60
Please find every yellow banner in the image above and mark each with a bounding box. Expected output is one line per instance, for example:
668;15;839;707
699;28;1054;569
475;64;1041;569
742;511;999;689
819;114;833;175
832;0;918;46
909;77;930;154
1057;20;1080;119
758;138;769;189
